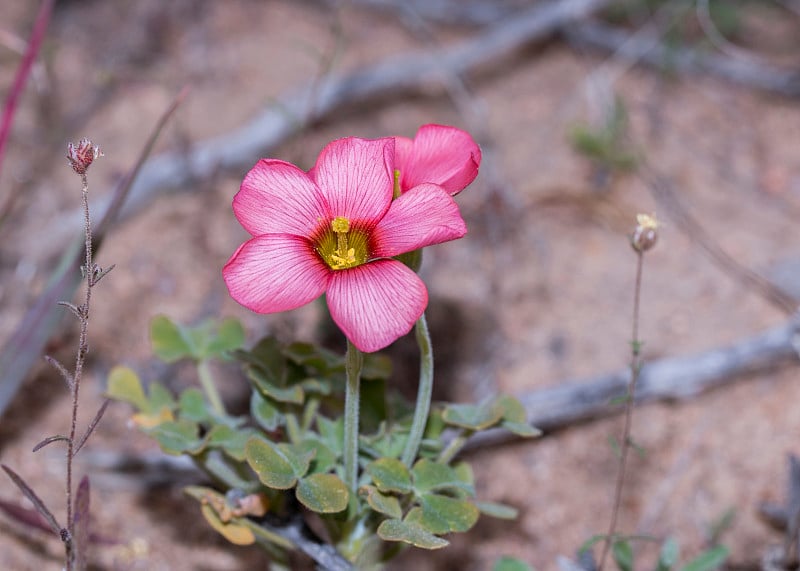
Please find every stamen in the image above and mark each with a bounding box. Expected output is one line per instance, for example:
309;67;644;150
329;217;358;270
393;169;402;199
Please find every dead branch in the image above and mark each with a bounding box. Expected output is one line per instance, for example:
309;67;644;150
48;0;613;248
463;317;800;451
564;21;800;98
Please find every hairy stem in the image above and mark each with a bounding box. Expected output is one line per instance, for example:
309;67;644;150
343;340;363;495
401;313;434;467
598;250;645;571
65;172;93;570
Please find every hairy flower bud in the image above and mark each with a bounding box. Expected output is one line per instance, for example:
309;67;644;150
631;213;658;253
67;138;102;175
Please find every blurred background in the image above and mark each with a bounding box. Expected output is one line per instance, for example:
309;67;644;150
1;0;800;569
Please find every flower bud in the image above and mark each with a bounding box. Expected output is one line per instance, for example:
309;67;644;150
631;213;658;253
67;138;102;175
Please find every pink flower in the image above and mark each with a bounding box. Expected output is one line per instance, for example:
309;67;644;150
223;137;467;353
394;124;481;195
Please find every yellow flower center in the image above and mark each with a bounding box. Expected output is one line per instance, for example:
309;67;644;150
316;216;370;270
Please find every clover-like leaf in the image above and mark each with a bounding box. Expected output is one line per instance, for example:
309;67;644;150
245;437;298;490
361;353;392;380
475;501;518;520
317;416;344;456
417;494;479;534
295;473;349;513
377;518;448;550
297;437;337;475
360;485;402;519
106;366;147;410
366;458;413;494
657;537;680;571
147;420;205;455
495;395;541;437
442;400;504;431
151;315;194;363
178;388;210;423
413;459;474;496
283;341;342;373
237;336;287;385
205;317;245;357
680;546;728;571
207;425;258;462
613;539;634;571
251;390;282;431
248;367;304;404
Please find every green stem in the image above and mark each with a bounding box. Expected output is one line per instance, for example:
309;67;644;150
401;313;433;467
437;430;470;465
343;340;363;495
197;359;226;416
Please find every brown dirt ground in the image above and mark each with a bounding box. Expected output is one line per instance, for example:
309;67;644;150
1;1;800;570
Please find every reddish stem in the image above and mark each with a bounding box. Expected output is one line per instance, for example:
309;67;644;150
0;0;55;178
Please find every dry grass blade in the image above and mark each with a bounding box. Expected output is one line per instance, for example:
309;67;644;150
73;400;110;456
0;86;188;419
0;0;55;180
1;464;61;537
32;434;70;453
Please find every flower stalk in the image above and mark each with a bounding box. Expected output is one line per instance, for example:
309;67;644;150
343;339;363;495
401;313;433;467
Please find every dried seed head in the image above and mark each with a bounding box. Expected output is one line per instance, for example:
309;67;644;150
67;138;102;175
631;213;659;253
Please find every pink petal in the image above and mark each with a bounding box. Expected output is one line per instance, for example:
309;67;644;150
223;234;330;313
233;159;330;237
371;183;467;257
396;124;481;195
326;261;427;353
311;137;395;225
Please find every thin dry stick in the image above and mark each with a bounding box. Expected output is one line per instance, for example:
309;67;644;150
598;248;646;570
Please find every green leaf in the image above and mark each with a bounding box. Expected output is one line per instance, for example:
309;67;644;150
493;556;535;571
250;390;281;431
106;366;147;410
147;420;205;455
295;473;349;513
206;317;245;357
366;458;413;494
283;342;342;373
179;388;210;423
360;485;402;519
317;416;344;456
657;537;680;571
207;424;257;462
148;382;176;412
150;315;193;363
297;438;337;475
418;494;479;533
413;459;474;496
442;400;504;431
680;546;728;571
238;337;287;385
613;539;633;571
475;501;518;520
245;436;300;490
377;519;448;550
248;367;304;404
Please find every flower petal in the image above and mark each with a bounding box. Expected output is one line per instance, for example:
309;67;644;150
234;159;330;237
223;234;330;313
311;137;395;225
326;261;427;353
371;183;467;257
396;124;481;195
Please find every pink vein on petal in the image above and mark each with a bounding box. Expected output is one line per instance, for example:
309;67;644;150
233;159;329;237
396;124;481;195
372;183;467;258
223;234;330;313
312;137;395;225
326;261;427;353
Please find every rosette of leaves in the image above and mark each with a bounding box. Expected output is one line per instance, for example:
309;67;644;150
108;316;540;566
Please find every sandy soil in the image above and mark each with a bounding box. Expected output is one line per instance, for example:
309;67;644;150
1;1;800;569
